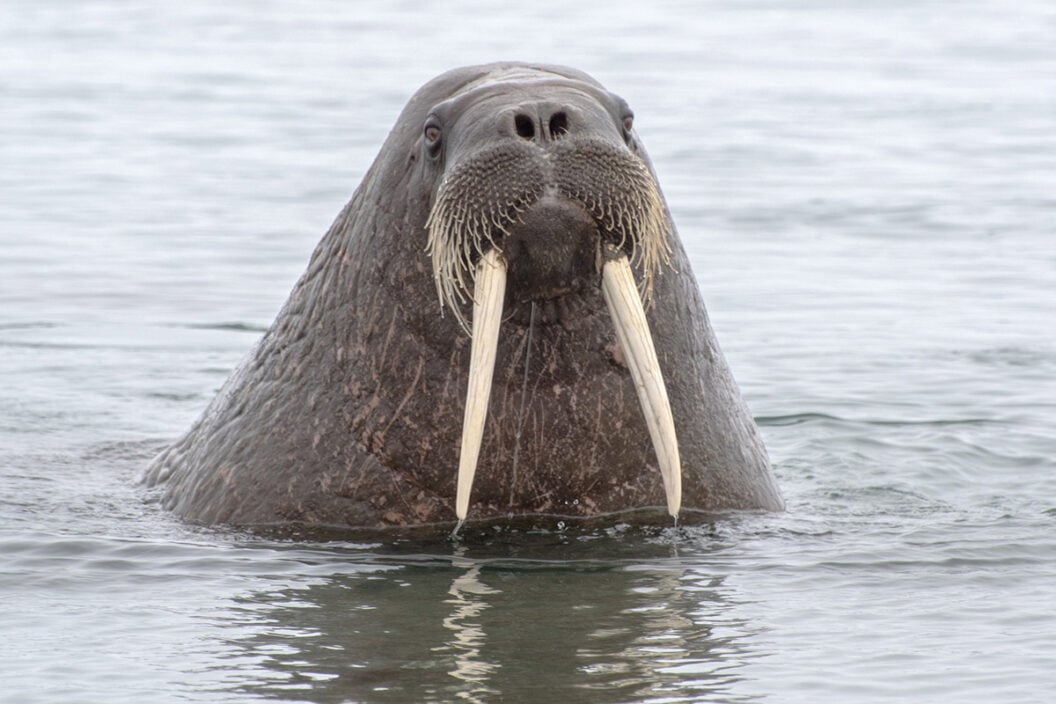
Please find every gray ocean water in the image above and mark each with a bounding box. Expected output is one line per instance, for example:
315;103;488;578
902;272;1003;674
2;1;1055;702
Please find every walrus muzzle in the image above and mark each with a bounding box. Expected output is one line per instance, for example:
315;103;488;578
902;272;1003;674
426;138;682;521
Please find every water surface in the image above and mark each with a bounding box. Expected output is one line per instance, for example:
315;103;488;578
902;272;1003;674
2;1;1055;702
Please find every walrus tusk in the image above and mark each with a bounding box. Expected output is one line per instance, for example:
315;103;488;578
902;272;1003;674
601;252;682;517
456;248;507;520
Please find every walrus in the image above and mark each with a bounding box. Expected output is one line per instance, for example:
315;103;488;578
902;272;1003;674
144;62;784;528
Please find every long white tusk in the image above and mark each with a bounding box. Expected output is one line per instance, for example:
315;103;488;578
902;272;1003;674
455;248;507;521
601;251;682;517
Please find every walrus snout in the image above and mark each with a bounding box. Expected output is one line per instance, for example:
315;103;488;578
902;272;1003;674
503;193;598;303
426;137;671;330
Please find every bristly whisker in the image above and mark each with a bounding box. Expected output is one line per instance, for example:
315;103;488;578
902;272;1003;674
426;138;674;333
426;143;546;333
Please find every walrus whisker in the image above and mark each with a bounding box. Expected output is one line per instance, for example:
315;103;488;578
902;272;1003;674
426;146;544;331
600;247;682;517
550;139;673;306
427;138;674;331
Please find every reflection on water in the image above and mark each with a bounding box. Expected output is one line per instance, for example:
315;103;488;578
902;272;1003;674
225;532;762;703
438;552;500;701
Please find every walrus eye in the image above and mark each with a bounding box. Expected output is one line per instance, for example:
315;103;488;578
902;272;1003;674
424;119;443;155
622;114;634;135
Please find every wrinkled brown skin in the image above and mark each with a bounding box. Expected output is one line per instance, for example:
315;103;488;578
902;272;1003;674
144;63;784;528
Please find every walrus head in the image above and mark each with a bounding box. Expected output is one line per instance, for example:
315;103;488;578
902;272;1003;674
144;63;783;529
415;68;681;521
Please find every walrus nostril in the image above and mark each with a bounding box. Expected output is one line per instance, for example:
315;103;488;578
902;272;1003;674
515;114;535;140
549;112;568;138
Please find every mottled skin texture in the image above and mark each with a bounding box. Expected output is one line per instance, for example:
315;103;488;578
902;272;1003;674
144;63;784;528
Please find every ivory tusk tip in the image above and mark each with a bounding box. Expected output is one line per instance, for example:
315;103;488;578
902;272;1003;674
601;253;683;526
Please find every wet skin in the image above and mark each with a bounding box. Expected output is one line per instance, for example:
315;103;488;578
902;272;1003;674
144;63;784;529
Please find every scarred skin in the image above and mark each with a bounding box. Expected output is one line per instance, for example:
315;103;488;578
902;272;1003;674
143;63;784;528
